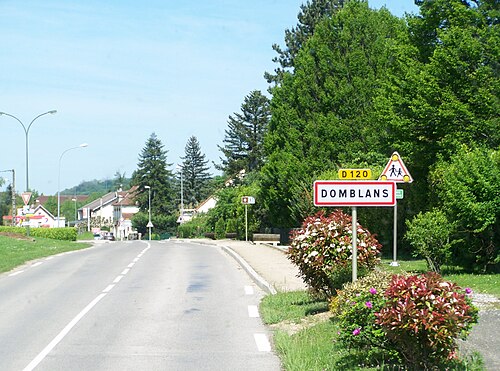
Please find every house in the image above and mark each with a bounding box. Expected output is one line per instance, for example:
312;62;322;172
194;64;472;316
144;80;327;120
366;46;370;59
112;186;140;240
195;195;217;214
7;204;59;228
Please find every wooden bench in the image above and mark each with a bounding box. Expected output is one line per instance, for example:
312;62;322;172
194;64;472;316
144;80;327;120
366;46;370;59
252;233;280;246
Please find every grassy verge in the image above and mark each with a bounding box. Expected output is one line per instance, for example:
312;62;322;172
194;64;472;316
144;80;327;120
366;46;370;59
261;262;496;371
0;234;91;273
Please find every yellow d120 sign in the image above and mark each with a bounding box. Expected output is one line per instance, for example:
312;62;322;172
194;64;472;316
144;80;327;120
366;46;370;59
338;169;372;180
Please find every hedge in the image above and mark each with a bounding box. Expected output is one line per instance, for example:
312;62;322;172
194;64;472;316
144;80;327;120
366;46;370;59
0;226;77;241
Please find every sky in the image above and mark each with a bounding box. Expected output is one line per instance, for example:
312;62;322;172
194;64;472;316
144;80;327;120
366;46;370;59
0;0;419;196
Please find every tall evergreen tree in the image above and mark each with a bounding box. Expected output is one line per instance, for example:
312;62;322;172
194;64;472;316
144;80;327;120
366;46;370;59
217;90;270;176
265;0;344;85
179;136;212;206
131;133;174;214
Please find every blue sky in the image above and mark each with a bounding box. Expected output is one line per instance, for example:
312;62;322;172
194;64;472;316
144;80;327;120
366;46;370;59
0;0;419;195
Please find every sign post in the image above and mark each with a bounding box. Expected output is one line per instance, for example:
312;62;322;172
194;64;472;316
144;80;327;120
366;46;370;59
241;196;255;242
379;152;413;266
314;180;396;281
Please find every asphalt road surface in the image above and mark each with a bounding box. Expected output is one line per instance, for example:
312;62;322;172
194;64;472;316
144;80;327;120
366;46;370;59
0;240;281;370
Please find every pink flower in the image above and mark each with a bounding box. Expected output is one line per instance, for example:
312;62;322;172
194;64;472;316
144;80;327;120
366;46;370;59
352;328;361;336
369;288;377;295
465;287;473;295
365;301;373;309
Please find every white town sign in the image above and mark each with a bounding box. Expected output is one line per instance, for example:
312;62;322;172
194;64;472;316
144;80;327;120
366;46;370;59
314;181;396;207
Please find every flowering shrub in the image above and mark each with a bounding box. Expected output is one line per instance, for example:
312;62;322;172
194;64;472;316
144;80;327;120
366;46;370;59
288;210;382;297
375;272;478;369
335;271;399;364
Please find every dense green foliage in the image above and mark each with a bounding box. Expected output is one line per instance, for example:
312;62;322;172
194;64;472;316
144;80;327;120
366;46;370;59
0;226;77;241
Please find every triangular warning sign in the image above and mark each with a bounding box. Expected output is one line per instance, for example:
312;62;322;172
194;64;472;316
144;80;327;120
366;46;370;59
21;192;32;205
379;152;413;183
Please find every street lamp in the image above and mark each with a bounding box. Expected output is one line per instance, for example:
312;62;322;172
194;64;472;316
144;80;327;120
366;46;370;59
57;143;88;227
0;169;15;226
144;185;152;240
176;164;184;223
0;110;57;191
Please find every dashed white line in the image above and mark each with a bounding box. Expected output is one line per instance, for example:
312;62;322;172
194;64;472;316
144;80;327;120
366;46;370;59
127;262;135;268
248;305;260;318
133;257;140;262
121;268;130;275
113;275;123;283
244;286;254;295
254;334;272;352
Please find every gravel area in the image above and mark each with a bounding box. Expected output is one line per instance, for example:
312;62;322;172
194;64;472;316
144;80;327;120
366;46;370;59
459;294;500;371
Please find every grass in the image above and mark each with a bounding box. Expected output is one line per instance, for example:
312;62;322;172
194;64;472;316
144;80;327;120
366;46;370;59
0;234;91;273
261;260;497;371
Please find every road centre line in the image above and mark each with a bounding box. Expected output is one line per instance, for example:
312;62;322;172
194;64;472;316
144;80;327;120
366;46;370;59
121;268;130;275
127;262;135;268
23;293;107;371
103;284;115;293
23;242;152;370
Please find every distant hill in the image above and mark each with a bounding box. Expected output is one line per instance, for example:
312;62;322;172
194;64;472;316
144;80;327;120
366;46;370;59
61;178;132;195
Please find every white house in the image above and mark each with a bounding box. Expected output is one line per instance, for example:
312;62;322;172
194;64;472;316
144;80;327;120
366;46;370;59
112;186;140;240
11;204;59;228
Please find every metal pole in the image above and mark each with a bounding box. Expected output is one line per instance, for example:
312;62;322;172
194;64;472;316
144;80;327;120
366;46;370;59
58;144;88;227
148;187;151;241
245;204;248;242
390;201;399;266
0;110;57;191
352;206;358;282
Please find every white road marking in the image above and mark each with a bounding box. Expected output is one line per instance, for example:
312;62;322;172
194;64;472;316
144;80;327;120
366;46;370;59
121;268;130;275
32;262;43;267
8;270;24;277
133;257;140;262
248;305;260;318
113;275;123;283
244;286;254;295
23;293;107;371
127;262;135;268
103;284;115;293
254;333;271;352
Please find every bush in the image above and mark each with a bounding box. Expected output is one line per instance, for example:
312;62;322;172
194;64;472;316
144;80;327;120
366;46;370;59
405;209;453;274
375;272;478;369
0;226;77;241
288;210;382;297
214;217;226;240
177;214;210;238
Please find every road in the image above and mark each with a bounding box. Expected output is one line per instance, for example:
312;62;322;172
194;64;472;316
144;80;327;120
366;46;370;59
0;240;281;370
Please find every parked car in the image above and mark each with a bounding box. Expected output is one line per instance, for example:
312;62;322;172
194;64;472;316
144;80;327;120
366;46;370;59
93;233;103;240
103;232;115;241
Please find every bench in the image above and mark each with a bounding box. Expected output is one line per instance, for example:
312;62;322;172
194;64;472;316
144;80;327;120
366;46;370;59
252;233;280;246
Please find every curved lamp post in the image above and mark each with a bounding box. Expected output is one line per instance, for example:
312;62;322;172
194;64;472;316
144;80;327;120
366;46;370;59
57;143;88;227
0;110;57;191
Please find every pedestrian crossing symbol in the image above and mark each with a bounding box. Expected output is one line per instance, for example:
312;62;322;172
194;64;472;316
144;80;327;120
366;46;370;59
379;152;413;183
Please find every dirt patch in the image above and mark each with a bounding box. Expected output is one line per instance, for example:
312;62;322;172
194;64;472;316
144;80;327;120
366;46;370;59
269;311;332;336
0;231;34;241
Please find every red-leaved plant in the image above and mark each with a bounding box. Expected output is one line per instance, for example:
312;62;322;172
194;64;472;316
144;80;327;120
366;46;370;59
288;210;382;297
374;272;478;369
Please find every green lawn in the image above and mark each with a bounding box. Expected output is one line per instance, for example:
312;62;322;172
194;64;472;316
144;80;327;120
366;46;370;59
0;234;91;273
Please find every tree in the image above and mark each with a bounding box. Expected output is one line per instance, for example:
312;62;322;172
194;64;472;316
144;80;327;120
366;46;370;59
217;90;270;176
179;136;212;206
113;171;129;190
265;0;345;85
131;133;175;215
430;146;500;272
262;1;406;226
